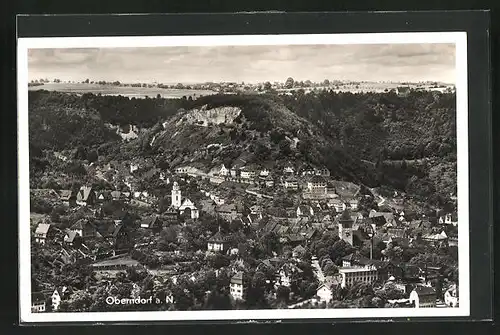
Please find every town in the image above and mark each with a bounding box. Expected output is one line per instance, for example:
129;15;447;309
30;132;459;312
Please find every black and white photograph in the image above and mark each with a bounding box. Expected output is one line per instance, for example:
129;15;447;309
18;32;470;322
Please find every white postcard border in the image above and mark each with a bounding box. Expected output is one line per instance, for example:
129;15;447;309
18;31;469;323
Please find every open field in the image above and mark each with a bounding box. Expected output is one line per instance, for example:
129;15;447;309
28;83;217;99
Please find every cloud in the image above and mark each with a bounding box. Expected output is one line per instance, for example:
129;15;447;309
27;43;456;83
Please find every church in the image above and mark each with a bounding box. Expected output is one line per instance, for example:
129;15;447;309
171;181;200;219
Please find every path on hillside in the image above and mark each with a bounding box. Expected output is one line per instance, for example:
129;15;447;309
311;259;325;283
369;188;386;207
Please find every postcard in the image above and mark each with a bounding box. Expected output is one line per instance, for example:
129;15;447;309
18;32;469;322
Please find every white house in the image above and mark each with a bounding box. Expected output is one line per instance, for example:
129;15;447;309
306;175;327;195
240;166;256;179
284;177;298;190
347;199;359;211
316;284;333;304
409;285;437;308
219;164;229;177
301;168;316;176
230;272;245;300
34;223;52;245
179;198;200;219
330;199;347;213
264;175;274;188
175;166;204;176
207;230;228;252
296;205;314;218
51;286;68;311
259;168;270;177
315;168;331;177
444;285;459;307
439;212;458;226
284;166;295;174
31;293;46;313
316;275;342;303
250;205;262;215
130;163;139;174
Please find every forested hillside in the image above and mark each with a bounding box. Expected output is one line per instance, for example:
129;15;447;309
28;89;457;207
280;89;457;204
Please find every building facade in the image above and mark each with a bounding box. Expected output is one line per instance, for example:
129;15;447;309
338;265;378;288
409;285;437;308
230;272;246;300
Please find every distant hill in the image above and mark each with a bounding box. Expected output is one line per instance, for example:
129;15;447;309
149;94;376;184
28;91;121;152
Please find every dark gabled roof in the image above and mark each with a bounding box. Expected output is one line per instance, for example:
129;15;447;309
297;205;313;214
112;224;128;238
371;216;387;227
208;230;227;243
141;215;161;228
340;209;353;222
77;186;94;201
369;211;394;221
165;204;179;214
341;253;356;262
71;219;93;231
248;213;262;223
341;252;372;265
217;204;236;213
413;285;436;296
258;259;274;270
304;228;317;240
93;220;115;237
58;189;75;200
263;220;279;234
285;234;305;242
231;271;244;282
64;230;79;243
390;237;410;248
309;175;326;184
31;292;45;304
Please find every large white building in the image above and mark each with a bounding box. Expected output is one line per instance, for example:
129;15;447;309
338;265;378;288
306;175;327;195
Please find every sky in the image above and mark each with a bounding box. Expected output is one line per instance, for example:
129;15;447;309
27;43;456;84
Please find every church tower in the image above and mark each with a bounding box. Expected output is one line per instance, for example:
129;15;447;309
171;181;181;208
338;209;354;246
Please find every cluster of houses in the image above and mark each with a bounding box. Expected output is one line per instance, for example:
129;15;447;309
31;153;459;311
31;286;71;313
223;245;459;308
199;196;458;307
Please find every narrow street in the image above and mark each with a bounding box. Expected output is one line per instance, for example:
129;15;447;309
311;258;325;283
